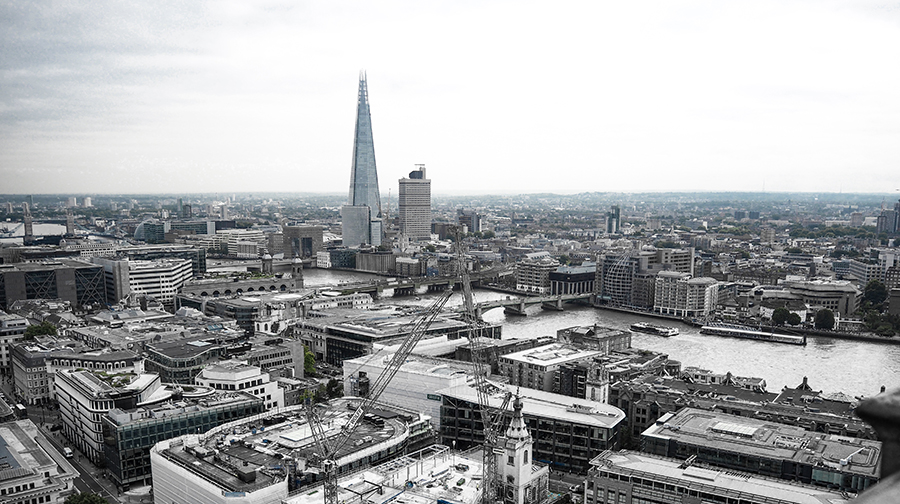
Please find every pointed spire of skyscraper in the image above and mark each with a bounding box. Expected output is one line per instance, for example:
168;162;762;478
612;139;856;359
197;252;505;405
349;71;382;217
342;71;384;247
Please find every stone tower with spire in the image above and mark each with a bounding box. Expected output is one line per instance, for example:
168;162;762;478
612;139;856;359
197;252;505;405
496;395;550;504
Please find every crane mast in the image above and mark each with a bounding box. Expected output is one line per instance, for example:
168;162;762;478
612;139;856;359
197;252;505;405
305;288;454;504
453;226;510;504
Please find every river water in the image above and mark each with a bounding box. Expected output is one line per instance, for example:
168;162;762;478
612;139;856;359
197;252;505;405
0;223;67;244
303;268;900;399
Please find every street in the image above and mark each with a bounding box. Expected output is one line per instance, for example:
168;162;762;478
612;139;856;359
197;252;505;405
2;376;121;503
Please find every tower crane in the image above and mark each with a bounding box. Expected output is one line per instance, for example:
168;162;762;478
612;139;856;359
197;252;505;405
304;287;453;504
453;226;512;504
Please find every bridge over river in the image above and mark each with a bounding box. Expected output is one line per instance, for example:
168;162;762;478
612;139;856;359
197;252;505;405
469;292;592;316
333;268;590;316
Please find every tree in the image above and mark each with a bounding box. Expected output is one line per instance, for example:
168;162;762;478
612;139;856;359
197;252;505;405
875;323;895;337
771;308;790;326
25;321;57;339
864;280;888;307
303;346;316;376
787;313;802;326
325;378;343;399
815;309;835;330
482;230;495;239
65;494;108;504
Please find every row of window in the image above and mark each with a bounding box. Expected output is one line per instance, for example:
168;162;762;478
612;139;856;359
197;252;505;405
0;481;35;495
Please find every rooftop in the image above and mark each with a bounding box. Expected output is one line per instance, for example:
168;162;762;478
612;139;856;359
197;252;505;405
106;389;259;427
591;450;850;504
286;445;484;504
642;408;881;477
438;380;625;429
155;399;430;495
0;258;98;271
0;420;77;484
500;343;604;367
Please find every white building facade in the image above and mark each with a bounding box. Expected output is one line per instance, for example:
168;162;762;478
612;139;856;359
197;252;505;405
195;360;284;410
654;273;719;318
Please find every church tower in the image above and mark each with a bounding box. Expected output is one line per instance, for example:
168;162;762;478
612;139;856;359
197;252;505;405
496;395;550;504
291;257;304;288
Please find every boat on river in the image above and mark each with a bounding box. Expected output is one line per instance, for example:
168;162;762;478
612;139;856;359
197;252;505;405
700;323;806;346
630;322;679;337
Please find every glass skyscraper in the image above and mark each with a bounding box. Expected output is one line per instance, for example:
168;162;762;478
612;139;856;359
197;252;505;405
342;72;383;247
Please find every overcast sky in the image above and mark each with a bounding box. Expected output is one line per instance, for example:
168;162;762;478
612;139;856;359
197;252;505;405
2;1;900;196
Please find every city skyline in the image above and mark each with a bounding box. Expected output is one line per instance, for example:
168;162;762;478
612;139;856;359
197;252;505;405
3;1;900;195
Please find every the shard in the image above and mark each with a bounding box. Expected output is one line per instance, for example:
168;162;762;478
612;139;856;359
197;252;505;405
341;71;383;247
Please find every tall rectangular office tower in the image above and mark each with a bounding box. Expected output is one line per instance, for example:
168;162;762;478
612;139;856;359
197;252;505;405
341;72;383;247
399;165;432;241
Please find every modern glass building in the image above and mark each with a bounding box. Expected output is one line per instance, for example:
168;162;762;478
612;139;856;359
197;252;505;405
341;71;383;247
102;390;264;489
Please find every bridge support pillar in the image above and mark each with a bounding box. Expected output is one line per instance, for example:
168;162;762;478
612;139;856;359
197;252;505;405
541;298;564;311
504;300;528;316
393;286;414;297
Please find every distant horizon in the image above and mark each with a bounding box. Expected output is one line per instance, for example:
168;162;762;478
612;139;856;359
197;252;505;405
3;189;900;198
3;2;900;195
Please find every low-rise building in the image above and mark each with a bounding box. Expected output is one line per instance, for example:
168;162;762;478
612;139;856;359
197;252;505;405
195;360;284;410
781;279;861;318
587;450;851;504
12;340;142;405
556;324;631;353
294;310;499;366
439;381;626;474
144;337;229;384
641;407;881;493
150;399;437;504
102;388;264;490
0;419;78;503
498;343;606;392
343;354;471;424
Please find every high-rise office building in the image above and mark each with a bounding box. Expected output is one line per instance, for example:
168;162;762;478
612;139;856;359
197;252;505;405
341;72;383;247
457;208;481;233
398;164;431;240
607;205;621;234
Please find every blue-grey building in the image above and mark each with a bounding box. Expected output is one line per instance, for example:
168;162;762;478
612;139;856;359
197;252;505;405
341;72;383;247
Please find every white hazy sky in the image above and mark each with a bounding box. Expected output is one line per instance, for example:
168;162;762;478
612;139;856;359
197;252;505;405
2;0;900;196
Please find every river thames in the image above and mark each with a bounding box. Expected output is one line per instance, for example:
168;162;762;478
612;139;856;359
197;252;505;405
301;268;900;400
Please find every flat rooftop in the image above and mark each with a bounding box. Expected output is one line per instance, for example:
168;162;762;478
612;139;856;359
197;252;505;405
591;451;850;504
286;446;483;504
500;343;604;367
0;420;76;483
107;389;259;427
438;381;625;429
156;399;426;495
0;259;98;271
642;408;881;477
